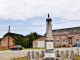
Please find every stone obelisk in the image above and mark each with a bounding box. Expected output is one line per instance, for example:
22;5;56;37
43;14;56;60
45;14;54;53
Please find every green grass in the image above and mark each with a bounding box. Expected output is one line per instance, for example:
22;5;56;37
0;48;10;51
79;56;80;60
25;47;45;49
74;56;80;60
25;47;69;49
54;47;68;48
10;55;27;60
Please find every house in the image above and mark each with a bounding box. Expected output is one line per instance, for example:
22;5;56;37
0;38;2;44
0;38;2;48
1;32;24;48
33;26;80;48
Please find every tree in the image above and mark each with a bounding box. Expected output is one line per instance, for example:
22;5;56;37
25;32;43;48
13;35;28;48
13;32;42;48
20;37;28;48
14;35;23;45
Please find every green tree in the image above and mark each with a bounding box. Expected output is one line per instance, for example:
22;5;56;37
13;32;42;48
13;35;28;48
26;32;43;48
14;35;23;45
20;37;28;48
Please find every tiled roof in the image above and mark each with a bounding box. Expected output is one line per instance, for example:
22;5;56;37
33;37;46;42
3;32;24;39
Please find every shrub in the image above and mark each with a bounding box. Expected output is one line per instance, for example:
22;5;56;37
59;45;61;47
62;44;66;47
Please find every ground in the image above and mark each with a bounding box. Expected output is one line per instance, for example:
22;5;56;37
0;54;26;60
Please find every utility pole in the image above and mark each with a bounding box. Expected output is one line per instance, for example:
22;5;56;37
8;26;10;49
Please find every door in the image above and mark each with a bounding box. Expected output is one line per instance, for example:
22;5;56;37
69;37;72;44
75;39;79;47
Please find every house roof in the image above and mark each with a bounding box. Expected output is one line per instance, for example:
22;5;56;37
52;26;80;35
52;26;80;31
3;32;24;39
33;37;46;42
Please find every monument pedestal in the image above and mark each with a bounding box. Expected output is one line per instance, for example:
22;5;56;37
43;52;57;60
43;40;57;60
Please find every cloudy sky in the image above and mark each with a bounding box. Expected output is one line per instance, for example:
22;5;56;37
0;0;80;37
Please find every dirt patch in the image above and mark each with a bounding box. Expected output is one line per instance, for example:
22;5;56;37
0;54;26;60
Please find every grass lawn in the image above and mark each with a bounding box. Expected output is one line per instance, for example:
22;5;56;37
25;47;68;49
0;48;10;51
25;47;45;49
78;56;80;60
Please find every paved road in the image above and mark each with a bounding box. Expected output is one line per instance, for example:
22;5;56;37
0;47;80;54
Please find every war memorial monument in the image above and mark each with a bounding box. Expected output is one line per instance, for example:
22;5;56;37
43;14;57;60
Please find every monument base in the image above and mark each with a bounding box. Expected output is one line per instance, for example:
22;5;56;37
43;52;57;60
43;58;57;60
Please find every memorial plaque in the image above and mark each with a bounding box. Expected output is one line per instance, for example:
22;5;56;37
45;53;56;57
46;42;53;49
50;53;56;57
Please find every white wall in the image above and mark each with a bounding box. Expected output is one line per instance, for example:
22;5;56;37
37;41;45;48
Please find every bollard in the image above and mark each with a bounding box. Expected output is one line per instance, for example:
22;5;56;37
71;50;74;60
61;51;64;60
56;50;59;57
42;50;45;58
66;50;69;58
32;51;34;59
36;51;39;60
27;51;30;60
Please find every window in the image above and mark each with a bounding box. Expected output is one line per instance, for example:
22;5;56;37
56;40;59;43
69;39;71;43
63;39;66;42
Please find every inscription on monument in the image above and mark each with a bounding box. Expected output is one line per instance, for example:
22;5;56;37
46;42;53;49
45;53;56;57
45;53;49;57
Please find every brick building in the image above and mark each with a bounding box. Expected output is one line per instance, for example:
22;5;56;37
33;26;80;48
1;32;24;48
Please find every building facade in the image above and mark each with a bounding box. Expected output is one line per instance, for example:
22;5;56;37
33;27;80;48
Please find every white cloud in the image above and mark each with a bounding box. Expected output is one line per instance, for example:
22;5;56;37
13;22;25;26
0;0;80;37
0;0;80;20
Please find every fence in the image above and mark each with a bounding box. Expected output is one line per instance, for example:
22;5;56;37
27;50;78;60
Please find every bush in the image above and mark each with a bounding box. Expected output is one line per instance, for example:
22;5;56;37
62;44;66;47
59;45;61;47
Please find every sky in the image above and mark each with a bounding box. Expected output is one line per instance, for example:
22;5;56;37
0;0;80;38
